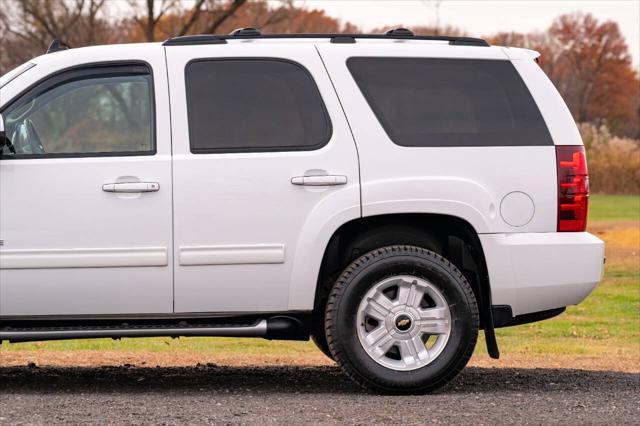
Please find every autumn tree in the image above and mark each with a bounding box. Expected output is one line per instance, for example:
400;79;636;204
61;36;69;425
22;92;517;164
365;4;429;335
372;24;464;36
488;31;563;78
217;1;357;34
489;14;639;138
0;0;112;73
122;0;356;43
125;0;248;42
549;13;639;137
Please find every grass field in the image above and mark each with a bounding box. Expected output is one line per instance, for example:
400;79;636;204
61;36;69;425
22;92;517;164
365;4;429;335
1;195;638;371
589;194;640;222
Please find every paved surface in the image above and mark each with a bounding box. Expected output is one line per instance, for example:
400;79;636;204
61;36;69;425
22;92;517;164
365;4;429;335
0;364;638;425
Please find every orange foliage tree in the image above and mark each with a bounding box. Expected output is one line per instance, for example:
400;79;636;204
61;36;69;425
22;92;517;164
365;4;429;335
121;0;357;43
553;14;639;138
490;13;639;139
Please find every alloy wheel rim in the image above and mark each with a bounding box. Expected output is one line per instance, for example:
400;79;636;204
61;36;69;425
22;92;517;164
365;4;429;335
356;275;452;371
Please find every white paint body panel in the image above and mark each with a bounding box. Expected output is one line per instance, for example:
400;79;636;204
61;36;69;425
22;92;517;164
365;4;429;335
480;232;604;315
0;39;603;319
165;42;360;313
316;43;558;234
0;44;174;316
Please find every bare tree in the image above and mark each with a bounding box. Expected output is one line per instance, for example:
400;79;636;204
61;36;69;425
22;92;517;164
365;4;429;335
0;0;106;47
203;0;246;34
128;0;176;42
0;0;108;73
177;0;207;36
125;0;247;42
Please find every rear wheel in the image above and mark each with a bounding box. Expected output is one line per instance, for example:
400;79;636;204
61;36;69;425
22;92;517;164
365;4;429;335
311;332;334;361
325;245;478;394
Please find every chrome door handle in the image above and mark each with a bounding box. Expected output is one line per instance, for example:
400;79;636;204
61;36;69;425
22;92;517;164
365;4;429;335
102;182;160;193
291;175;347;186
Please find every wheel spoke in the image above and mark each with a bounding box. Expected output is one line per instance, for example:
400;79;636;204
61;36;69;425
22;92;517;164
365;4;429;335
369;331;395;359
364;297;391;321
371;290;395;311
419;306;447;321
397;279;424;307
396;281;410;304
418;307;448;334
364;325;388;348
399;336;429;368
408;282;424;308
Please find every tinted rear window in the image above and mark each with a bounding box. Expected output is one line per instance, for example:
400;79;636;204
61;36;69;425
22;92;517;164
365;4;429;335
186;59;331;153
347;57;553;147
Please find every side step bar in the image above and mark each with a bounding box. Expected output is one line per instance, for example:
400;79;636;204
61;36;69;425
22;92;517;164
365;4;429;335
0;316;307;343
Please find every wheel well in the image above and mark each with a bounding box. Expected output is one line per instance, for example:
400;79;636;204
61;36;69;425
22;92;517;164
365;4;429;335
314;214;493;332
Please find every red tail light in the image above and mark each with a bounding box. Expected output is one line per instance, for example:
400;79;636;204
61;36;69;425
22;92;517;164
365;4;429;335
556;146;589;232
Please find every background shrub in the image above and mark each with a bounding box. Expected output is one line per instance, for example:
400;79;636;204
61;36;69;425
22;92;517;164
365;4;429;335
579;123;640;194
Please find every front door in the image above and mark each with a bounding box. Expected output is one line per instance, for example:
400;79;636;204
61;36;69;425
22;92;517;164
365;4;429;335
0;55;173;316
166;43;360;313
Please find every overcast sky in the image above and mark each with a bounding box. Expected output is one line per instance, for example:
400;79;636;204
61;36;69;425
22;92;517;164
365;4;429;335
292;0;640;68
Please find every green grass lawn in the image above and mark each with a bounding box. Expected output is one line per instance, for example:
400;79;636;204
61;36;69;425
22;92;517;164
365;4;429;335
2;195;639;364
589;194;639;222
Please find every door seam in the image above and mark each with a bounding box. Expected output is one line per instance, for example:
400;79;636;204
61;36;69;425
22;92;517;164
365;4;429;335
163;46;177;314
314;45;363;217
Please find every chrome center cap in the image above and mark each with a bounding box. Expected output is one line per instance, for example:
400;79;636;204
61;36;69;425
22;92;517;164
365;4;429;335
394;314;413;332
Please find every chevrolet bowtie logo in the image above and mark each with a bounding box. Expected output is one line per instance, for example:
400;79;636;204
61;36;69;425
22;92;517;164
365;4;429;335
397;318;411;327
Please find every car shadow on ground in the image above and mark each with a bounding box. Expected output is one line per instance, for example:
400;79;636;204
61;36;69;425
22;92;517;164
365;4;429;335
0;365;637;394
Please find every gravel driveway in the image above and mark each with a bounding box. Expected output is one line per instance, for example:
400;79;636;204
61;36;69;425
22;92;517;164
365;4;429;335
0;364;638;425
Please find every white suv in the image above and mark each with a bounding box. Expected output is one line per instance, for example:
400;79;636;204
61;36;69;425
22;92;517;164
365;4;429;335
0;29;605;394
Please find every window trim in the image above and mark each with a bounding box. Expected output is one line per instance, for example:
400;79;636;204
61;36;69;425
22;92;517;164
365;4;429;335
184;57;333;154
0;61;157;160
346;56;554;148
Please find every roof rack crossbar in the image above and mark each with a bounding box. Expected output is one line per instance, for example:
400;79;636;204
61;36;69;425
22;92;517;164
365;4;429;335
163;33;489;47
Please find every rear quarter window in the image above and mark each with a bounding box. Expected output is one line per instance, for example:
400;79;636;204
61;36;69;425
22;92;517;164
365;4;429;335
347;57;553;147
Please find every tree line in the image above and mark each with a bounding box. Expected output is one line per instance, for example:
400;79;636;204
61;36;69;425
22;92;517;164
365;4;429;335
1;0;638;142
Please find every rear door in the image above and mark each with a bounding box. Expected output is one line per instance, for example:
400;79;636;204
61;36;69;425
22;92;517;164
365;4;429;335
165;42;360;313
0;51;173;316
317;43;558;234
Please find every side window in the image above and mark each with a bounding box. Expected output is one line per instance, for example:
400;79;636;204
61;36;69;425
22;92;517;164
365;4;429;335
1;64;154;158
347;57;553;147
185;59;331;153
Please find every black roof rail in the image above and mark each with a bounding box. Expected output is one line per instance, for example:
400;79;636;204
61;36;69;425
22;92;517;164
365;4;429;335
163;34;227;46
46;39;71;54
163;32;489;47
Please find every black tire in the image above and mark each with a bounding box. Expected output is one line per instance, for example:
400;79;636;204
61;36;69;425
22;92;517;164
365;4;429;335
311;333;334;361
310;274;338;361
325;245;479;394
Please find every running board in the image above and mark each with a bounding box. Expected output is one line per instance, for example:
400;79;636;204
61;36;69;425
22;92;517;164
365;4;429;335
0;316;308;343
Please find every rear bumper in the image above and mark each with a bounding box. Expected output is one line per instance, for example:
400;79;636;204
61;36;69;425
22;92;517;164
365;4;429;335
479;232;605;316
